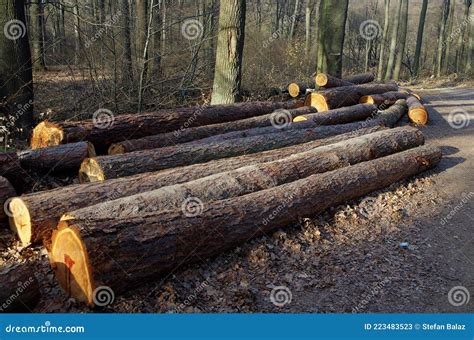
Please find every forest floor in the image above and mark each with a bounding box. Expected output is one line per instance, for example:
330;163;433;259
0;84;472;313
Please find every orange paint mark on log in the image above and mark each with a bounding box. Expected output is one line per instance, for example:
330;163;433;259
64;254;75;270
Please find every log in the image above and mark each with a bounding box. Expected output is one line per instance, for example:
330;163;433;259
79;120;384;182
0;263;40;312
10;126;384;246
0;176;16;223
305;82;398;112
376;99;408;128
288;82;313;98
18;142;96;173
108;107;316;154
407;96;428;125
50;145;441;304
0;152;27;193
400;89;422;102
30;101;302;150
62;127;425;221
314;73;354;88
293;103;377;125
344;72;376;84
360;91;409;106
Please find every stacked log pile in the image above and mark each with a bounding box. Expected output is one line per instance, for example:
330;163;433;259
0;73;440;308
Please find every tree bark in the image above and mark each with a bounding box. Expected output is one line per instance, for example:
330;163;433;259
29;0;46;70
377;0;391;80
0;0;34;139
444;0;456;74
79;120;383;182
136;0;148;80
306;82;398;111
0;176;16;222
0;263;40;312
210;0;246;104
0;152;27;192
437;0;451;77
385;0;402;80
30;101;301;150
376;99;407;127
18;141;96;173
12;126;383;246
407;96;428;125
293;103;378;125
316;0;349;78
121;0;133;86
392;0;409;80
109;107;316;154
413;0;428;77
466;0;474;74
50;145;441;304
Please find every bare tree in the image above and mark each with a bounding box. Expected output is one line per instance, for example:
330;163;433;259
436;0;450;77
413;0;428;77
385;0;402;80
393;0;409;80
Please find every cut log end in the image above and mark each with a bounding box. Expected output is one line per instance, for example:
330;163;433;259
288;83;301;98
30;121;64;149
8;198;32;246
108;144;125;155
359;95;374;104
87;142;97;157
315;73;329;87
293;116;308;122
79;158;105;183
408;108;429;125
50;222;95;306
309;93;329;112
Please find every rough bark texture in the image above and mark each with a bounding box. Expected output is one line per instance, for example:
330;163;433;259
376;99;408;127
51;145;441;302
30;101;301;150
316;0;349;77
14;126;383;246
393;0;409;80
306;82;398;111
0;176;16;222
109;107;316;154
437;0;451;77
385;0;402;80
210;0;246;104
0;263;40;312
413;0;428;77
343;73;375;85
0;0;34;138
0;152;27;192
80;120;383;182
292;103;378;125
377;0;391;80
68;127;425;220
18;142;95;173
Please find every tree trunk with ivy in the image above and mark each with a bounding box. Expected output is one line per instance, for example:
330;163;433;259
211;0;246;104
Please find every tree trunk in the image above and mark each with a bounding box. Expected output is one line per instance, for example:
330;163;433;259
29;0;46;70
384;0;402;80
0;0;34;139
210;0;246;104
136;0;148;80
79;120;383;182
73;0;81;65
455;0;471;73
392;0;408;80
377;0;391;80
121;0;133;86
407;96;428;125
376;99;407;127
0;263;40;312
109;107;316;154
443;0;456;74
305;0;311;55
466;0;474;74
289;0;300;40
0;176;16;222
50;145;441;304
30;101;301;150
11;126;383;246
306;82;398;111
18;142;96;173
437;0;451;77
293;103;378;125
413;0;428;77
316;0;349;78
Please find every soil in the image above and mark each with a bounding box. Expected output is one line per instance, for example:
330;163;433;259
1;86;472;313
